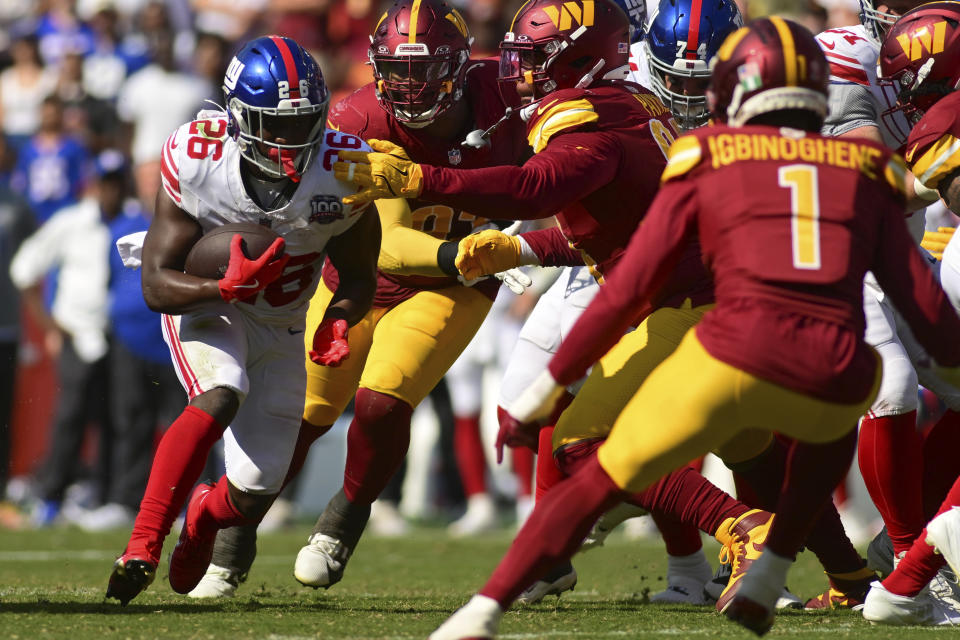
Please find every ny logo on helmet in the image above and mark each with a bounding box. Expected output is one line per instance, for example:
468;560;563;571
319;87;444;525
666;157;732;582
544;0;595;31
224;57;245;90
896;22;947;61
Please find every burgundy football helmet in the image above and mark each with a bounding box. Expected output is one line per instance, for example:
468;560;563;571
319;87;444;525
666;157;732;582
369;0;473;126
877;2;960;123
707;17;829;127
499;0;631;99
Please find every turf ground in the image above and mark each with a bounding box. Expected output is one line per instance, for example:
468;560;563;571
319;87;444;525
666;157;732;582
0;524;949;639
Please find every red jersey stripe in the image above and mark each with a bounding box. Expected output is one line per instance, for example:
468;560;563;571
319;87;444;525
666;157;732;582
162;314;203;399
270;36;301;98
686;0;704;60
824;50;862;65
829;61;869;85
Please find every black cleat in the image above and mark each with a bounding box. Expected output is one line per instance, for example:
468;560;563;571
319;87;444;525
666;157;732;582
106;555;156;606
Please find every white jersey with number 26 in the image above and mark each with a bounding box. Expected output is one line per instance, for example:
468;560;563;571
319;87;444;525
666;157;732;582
159;112;370;324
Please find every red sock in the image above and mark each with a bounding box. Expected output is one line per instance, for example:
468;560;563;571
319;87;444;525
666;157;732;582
922;409;960;520
127;406;223;562
196;474;247;536
454;414;487;497
512;446;534;498
767;430;858;559
480;455;624;607
281;419;333;489
535;425;565;502
652;510;703;556
858;411;925;554
343;388;412;505
886;468;960;595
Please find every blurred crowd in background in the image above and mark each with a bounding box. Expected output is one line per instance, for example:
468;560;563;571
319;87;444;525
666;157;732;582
0;0;871;536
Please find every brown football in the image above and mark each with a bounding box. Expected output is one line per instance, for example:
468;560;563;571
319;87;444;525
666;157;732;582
184;222;281;279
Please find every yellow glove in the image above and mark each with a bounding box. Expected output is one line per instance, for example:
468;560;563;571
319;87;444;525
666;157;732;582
921;226;956;260
455;229;525;281
333;138;423;206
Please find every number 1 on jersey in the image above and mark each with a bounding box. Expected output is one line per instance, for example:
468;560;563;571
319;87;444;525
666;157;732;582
779;164;821;271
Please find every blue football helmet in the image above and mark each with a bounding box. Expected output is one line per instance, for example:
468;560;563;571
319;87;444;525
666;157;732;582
645;0;742;129
611;0;649;42
223;36;330;180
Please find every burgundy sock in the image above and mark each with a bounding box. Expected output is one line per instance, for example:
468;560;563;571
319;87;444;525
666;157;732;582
342;388;412;505
479;456;624;607
281;419;333;489
512;446;534;498
859;411;925;554
127;406;224;562
733;472;762;508
196;475;248;536
638;466;748;535
454;414;487;497
535;425;565;501
557;441;746;536
766;430;857;559
921;409;960;519
652;510;703;556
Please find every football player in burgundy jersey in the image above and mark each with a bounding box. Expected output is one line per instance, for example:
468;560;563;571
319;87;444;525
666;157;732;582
862;3;960;625
427;17;960;639
104;36;380;606
300;0;774;605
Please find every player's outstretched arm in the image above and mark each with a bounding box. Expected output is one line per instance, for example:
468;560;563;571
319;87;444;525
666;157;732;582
323;206;380;327
140;190;222;314
375;197;448;277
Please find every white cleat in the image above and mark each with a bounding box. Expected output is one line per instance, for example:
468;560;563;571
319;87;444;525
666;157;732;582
863;581;960;626
368;500;409;538
775;588;804;610
651;575;709;605
294;533;351;588
448;494;499;538
515;565;577;604
579;502;649;552
188;564;244;598
927;507;960;579
429;594;503;640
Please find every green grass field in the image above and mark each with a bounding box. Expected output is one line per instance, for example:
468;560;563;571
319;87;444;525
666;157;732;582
0;524;949;639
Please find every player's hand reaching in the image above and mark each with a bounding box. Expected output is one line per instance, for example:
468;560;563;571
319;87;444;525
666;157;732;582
334;139;423;206
495;409;539;464
921;226;956;260
456;229;526;280
310;318;350;366
218;235;289;303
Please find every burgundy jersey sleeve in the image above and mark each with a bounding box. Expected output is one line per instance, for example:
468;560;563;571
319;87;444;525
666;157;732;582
520;227;584;267
872;203;960;366
420;130;621;220
326;86;379;138
548;179;700;385
906;91;960;190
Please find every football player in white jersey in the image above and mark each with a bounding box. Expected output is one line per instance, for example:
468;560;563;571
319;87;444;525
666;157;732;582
105;36;380;606
814;0;960;610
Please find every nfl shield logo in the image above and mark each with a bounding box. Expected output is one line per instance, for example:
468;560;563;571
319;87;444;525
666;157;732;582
448;148;462;165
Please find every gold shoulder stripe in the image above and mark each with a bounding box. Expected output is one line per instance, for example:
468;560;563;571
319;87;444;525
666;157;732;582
884;154;908;195
527;99;598;153
660;135;703;183
911;134;960;189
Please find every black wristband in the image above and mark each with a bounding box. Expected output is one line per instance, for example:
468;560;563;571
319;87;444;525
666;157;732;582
437;241;460;276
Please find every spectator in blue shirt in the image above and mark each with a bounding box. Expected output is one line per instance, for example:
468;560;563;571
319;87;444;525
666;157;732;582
11;94;90;223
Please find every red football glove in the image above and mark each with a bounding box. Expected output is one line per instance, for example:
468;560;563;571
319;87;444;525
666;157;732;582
495;405;539;464
218;235;290;303
310;318;350;366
